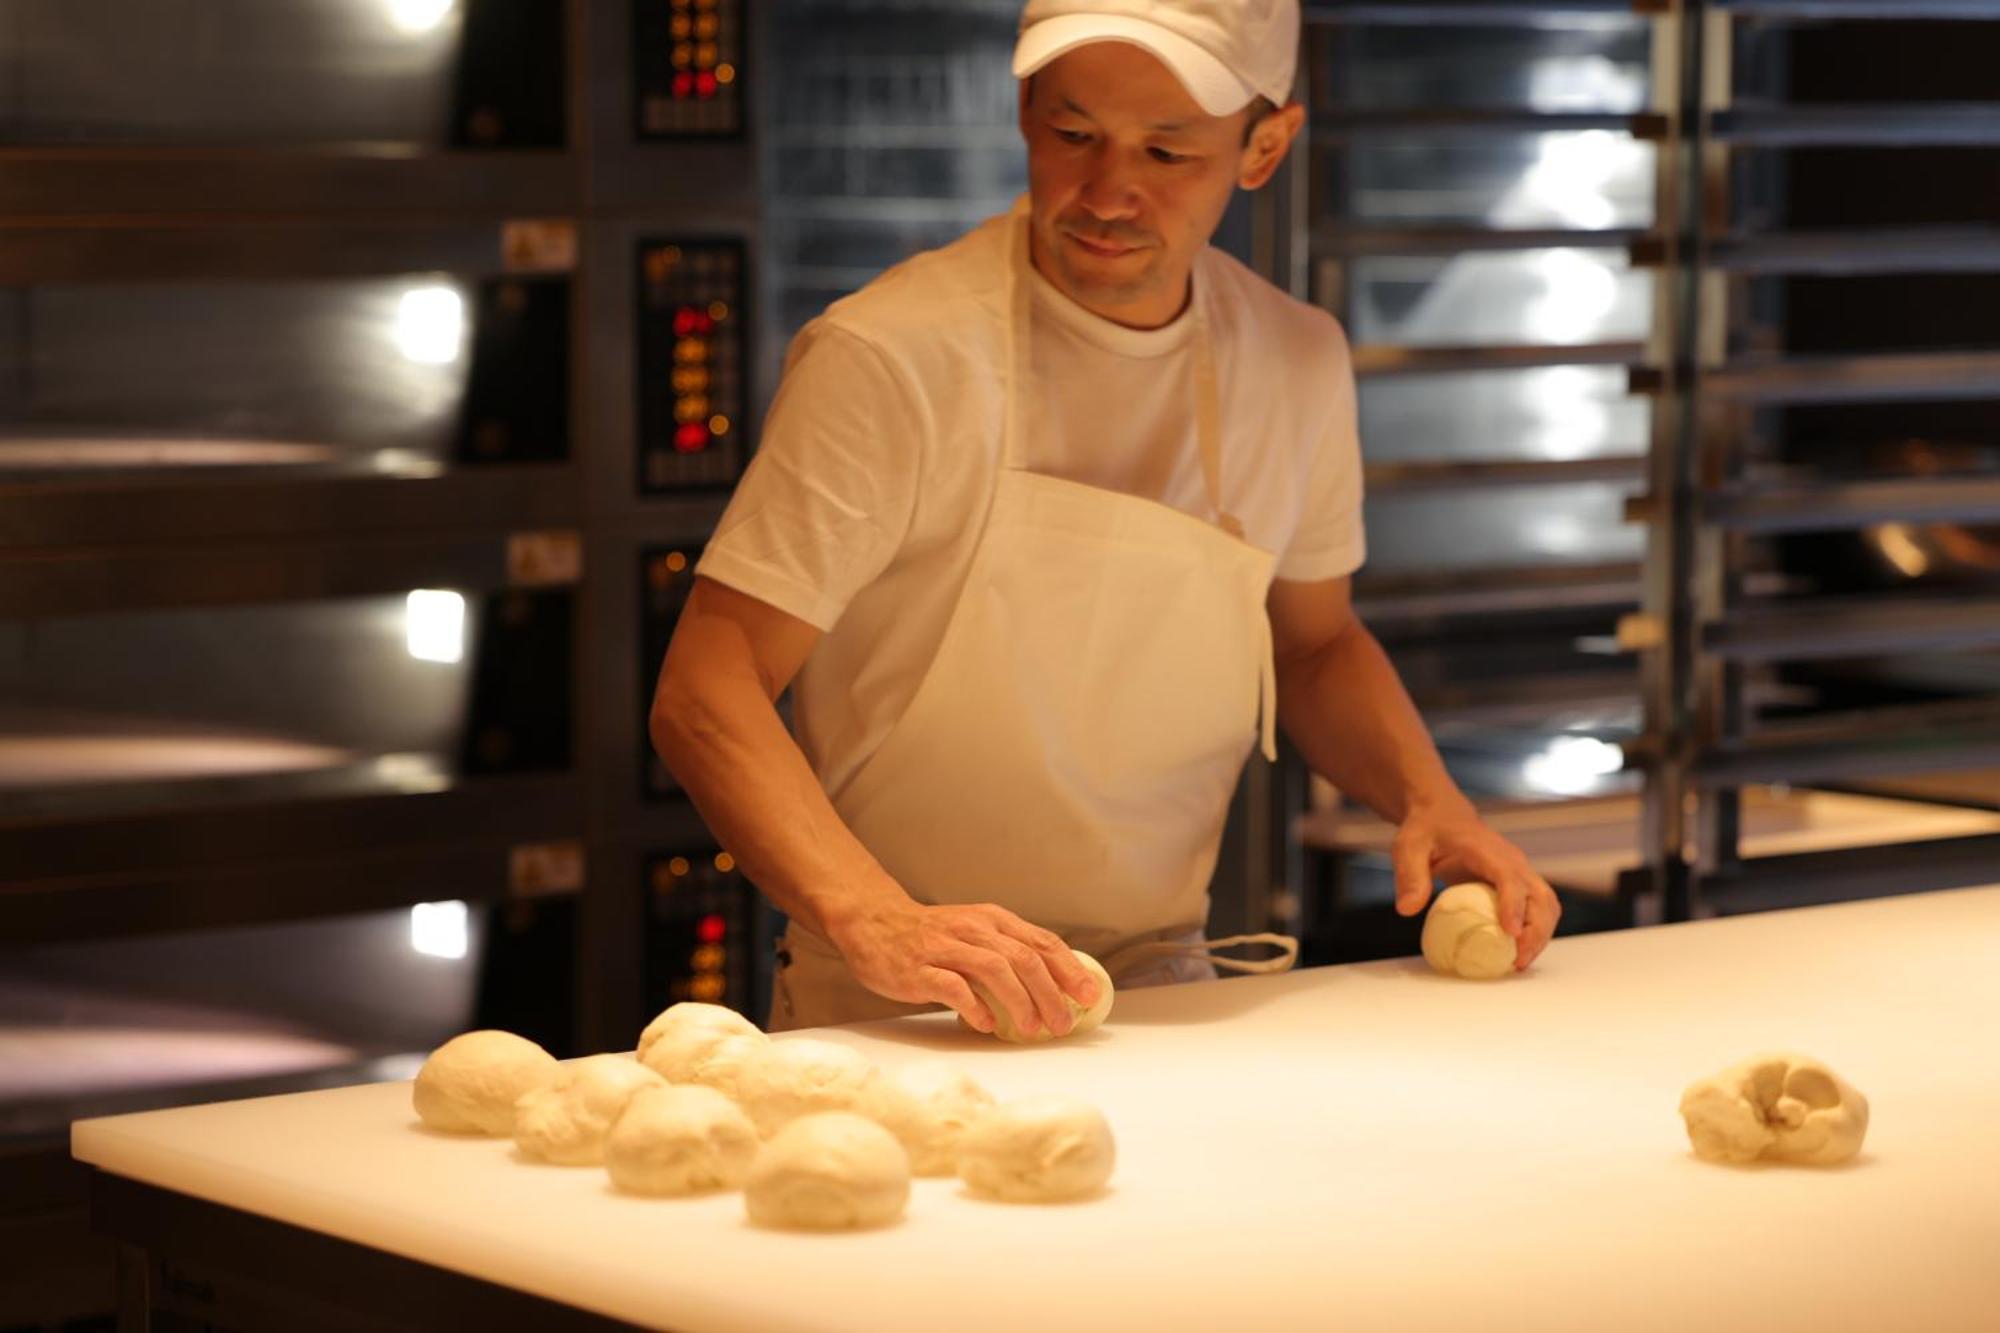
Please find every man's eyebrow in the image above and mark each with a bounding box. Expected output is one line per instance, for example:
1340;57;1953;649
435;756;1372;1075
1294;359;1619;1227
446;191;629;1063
1057;95;1195;134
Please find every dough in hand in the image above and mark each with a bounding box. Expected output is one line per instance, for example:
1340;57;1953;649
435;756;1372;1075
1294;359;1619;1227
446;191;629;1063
855;1060;996;1176
605;1084;760;1196
514;1055;665;1165
963;949;1115;1043
636;1001;762;1068
733;1038;879;1138
1679;1053;1870;1166
1421;883;1518;980
744;1112;910;1230
957;1095;1115;1202
412;1030;561;1135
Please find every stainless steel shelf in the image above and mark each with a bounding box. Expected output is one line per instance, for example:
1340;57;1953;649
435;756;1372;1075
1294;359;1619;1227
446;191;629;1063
1405;671;1641;727
1306;1;1659;21
1695;833;2000;914
0;468;582;553
0;770;586;946
1701;351;2000;405
1707;477;2000;533
1715;0;2000;18
1315;110;1667;139
1693;227;2000;277
1706;597;2000;663
1318;225;1650;258
0;523;578;618
1711;105;2000;148
1354;341;1651;377
1695;729;2000;788
1355;562;1643;622
1366;456;1647;493
0;147;581;219
0;220;559;284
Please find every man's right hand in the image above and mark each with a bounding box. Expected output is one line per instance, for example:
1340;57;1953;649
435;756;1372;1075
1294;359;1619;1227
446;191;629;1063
825;900;1102;1037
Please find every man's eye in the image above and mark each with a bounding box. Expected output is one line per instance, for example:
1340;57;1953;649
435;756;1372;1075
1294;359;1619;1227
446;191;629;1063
1150;148;1190;164
1053;128;1091;145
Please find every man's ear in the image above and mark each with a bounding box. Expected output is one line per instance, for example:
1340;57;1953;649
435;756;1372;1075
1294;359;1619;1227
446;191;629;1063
1240;103;1306;191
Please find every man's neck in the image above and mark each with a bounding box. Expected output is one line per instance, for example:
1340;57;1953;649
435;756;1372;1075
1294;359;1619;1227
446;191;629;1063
1027;230;1191;331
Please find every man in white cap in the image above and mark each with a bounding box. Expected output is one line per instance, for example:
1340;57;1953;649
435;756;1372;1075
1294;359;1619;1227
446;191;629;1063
653;0;1561;1034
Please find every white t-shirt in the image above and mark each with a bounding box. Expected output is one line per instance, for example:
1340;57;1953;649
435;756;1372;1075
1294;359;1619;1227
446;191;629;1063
698;209;1366;801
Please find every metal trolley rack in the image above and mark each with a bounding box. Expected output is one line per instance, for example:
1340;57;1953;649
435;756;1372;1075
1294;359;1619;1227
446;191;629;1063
1639;0;2000;917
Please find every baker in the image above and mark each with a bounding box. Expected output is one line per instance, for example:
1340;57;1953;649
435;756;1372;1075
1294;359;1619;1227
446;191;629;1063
653;0;1561;1035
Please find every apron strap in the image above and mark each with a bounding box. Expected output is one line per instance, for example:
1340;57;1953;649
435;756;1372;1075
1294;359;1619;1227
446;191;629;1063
1101;931;1300;980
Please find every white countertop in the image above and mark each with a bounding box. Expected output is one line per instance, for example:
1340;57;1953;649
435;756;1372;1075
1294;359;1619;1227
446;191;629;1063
73;887;2000;1333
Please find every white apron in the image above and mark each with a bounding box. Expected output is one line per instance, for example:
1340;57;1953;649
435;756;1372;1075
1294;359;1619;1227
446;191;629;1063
771;201;1298;1031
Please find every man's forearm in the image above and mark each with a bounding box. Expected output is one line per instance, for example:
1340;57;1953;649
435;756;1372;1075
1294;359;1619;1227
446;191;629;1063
1274;619;1471;824
650;664;907;941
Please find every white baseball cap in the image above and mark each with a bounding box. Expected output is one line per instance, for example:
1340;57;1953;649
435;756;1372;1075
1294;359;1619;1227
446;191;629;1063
1013;0;1301;118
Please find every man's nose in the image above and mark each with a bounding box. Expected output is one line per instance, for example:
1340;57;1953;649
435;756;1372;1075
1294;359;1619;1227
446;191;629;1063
1077;153;1142;220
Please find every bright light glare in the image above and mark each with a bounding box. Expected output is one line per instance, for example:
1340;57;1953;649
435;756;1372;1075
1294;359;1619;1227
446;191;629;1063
1524;736;1626;796
1525;366;1612;461
1525;249;1621;343
410;900;469;960
394;285;465;366
406;590;466;664
384;0;458;36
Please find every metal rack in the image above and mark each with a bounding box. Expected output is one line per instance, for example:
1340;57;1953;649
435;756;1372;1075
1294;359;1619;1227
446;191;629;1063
1637;0;2000;917
1280;0;1677;940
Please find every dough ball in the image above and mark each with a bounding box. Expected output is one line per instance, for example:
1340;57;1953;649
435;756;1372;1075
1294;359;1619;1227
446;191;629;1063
412;1030;561;1135
745;1112;910;1230
1679;1053;1870;1166
605;1084;760;1196
680;1033;771;1106
514;1055;665;1165
957;1096;1116;1203
636;1001;761;1066
1420;883;1518;980
640;1015;771;1084
962;949;1115;1043
733;1038;878;1138
855;1060;997;1176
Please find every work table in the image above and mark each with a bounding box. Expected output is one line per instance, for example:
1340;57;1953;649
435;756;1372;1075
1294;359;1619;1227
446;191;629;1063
73;886;2000;1331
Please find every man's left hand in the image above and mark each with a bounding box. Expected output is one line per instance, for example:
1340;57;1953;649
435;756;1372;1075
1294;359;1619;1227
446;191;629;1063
1391;800;1561;971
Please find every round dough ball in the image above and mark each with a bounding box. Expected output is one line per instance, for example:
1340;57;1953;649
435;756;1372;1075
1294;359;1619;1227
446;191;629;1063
957;1096;1116;1203
640;1016;771;1084
514;1055;665;1165
636;1001;761;1066
412;1030;560;1135
733;1038;878;1138
744;1112;910;1230
855;1061;997;1176
1679;1053;1870;1166
680;1032;770;1105
1420;883;1518;980
962;949;1115;1043
605;1084;760;1196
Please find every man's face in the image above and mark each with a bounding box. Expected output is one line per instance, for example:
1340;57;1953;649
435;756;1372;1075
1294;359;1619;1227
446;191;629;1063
1019;43;1261;329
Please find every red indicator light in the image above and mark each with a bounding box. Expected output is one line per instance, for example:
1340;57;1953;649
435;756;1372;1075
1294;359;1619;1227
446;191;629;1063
698;914;727;943
696;72;719;99
673;72;695;99
675;423;711;453
674;307;715;337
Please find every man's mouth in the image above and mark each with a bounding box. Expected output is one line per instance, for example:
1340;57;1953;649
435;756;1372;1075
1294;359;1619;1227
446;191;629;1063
1066;233;1143;259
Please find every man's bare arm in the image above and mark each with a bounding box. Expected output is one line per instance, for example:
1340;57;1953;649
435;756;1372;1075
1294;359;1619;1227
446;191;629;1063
649;577;1097;1032
1267;576;1560;969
